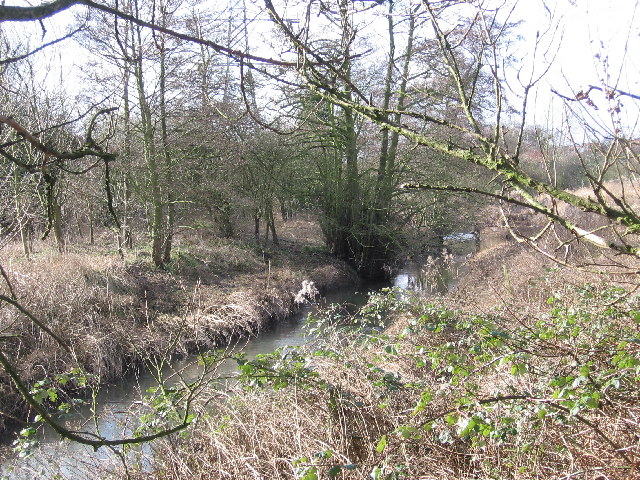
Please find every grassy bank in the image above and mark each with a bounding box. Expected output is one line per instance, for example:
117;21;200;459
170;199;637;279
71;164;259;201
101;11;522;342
0;217;357;442
141;224;640;480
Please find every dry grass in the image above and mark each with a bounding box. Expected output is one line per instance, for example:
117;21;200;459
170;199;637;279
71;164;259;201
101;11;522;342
116;190;640;480
0;218;357;440
135;220;640;480
6;203;640;477
144;291;640;480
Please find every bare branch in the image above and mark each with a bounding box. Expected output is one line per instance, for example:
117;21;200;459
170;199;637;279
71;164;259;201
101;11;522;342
0;0;77;22
552;85;640;104
0;0;298;67
0;110;116;162
0;348;191;449
0;27;83;65
0;294;70;352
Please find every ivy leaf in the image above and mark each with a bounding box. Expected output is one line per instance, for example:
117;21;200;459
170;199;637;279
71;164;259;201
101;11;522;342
384;344;399;355
32;390;49;404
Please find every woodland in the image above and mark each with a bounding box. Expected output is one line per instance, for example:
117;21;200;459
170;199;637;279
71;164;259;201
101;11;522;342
1;0;640;479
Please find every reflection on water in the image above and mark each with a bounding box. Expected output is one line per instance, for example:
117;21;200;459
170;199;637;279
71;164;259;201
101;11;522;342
0;233;478;479
394;232;477;294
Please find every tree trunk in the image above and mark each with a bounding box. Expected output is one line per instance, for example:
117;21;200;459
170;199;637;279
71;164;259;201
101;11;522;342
13;166;31;259
75;211;83;239
374;0;396;222
134;31;165;267
266;204;278;246
121;58;134;250
52;198;64;254
386;9;415;199
254;211;261;241
159;31;174;265
88;203;94;245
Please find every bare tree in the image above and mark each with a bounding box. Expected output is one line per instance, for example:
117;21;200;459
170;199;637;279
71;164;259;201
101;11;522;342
259;0;640;268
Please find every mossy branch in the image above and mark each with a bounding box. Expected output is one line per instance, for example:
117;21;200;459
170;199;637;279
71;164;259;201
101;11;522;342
401;182;640;255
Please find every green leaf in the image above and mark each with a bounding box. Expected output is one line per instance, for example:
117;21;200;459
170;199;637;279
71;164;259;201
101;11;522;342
292;456;307;467
458;417;475;437
299;466;318;480
314;450;332;459
328;466;341;478
47;389;58;402
19;427;35;437
384;344;399;355
32;390;48;404
376;434;387;453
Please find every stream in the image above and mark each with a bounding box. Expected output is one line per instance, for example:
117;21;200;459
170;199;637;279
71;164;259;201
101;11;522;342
0;234;477;479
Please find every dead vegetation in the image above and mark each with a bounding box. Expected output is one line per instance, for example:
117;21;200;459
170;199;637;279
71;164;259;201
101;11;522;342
4;206;640;479
0;218;357;441
139;212;640;480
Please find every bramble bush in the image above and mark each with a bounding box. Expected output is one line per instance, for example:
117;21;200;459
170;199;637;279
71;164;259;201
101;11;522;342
223;285;640;479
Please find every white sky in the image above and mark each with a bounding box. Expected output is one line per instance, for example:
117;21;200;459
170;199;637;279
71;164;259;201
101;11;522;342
509;0;640;134
2;0;638;136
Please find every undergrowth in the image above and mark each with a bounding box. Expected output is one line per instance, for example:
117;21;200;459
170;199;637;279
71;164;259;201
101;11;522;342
149;284;640;480
0;232;355;446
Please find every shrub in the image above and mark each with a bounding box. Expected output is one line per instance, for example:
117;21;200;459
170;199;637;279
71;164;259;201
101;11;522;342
152;285;640;479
